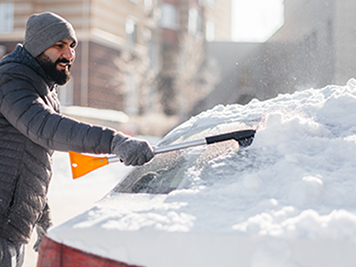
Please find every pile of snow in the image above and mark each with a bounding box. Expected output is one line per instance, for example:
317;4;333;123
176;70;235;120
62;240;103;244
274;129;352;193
48;79;356;266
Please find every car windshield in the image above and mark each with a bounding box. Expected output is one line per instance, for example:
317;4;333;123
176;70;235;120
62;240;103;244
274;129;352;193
113;123;250;194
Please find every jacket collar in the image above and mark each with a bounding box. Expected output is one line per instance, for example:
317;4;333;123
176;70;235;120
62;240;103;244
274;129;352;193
0;44;55;87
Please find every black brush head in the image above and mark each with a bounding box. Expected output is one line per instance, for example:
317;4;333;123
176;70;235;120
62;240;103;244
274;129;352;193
235;129;256;148
237;135;255;147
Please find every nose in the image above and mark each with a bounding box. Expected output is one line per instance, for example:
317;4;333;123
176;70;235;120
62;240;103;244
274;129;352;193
63;46;75;61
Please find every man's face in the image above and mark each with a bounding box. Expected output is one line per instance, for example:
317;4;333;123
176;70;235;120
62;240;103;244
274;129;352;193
36;38;76;85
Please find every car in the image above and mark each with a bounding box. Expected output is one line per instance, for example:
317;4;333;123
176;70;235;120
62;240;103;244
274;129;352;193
37;112;256;267
37;80;356;267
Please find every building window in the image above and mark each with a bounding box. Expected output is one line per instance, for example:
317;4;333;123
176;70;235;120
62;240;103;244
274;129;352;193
144;0;153;8
0;3;14;33
206;0;215;7
188;7;202;35
206;21;215;41
126;19;137;45
0;45;6;58
127;0;139;5
125;73;139;115
160;3;179;30
58;79;74;106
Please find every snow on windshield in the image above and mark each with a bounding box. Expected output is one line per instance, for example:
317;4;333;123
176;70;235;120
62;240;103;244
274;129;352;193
49;79;356;266
114;123;246;194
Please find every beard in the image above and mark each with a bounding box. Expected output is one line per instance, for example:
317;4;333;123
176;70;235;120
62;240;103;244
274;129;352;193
37;54;72;85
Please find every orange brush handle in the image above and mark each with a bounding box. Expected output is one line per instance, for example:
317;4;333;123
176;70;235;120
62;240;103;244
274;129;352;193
69;151;110;179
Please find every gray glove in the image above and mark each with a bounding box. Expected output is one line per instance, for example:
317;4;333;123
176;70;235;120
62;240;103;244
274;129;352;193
33;202;53;252
111;132;154;166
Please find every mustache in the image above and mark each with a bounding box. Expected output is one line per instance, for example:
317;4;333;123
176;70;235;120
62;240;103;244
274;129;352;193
55;58;72;66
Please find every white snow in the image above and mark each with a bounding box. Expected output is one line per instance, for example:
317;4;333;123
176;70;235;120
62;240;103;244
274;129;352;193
46;79;356;266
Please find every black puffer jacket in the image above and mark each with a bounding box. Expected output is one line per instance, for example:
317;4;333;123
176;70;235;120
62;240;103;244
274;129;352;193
0;44;116;244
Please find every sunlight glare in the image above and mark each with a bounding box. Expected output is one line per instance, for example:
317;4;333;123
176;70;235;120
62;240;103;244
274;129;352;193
232;0;284;42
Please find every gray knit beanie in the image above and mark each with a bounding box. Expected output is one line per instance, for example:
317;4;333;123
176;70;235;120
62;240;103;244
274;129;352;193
23;12;77;58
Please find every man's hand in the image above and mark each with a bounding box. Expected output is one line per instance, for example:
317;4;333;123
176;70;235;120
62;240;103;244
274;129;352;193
111;132;154;166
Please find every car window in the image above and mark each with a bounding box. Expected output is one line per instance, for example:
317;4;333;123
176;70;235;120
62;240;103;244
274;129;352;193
113;131;242;194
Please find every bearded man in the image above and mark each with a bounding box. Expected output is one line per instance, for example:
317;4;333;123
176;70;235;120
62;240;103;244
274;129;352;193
0;12;154;266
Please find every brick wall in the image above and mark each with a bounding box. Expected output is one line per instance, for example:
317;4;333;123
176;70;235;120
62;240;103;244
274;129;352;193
71;41;125;111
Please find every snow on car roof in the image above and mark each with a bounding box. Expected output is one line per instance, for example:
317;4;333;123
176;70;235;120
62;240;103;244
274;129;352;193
48;79;356;266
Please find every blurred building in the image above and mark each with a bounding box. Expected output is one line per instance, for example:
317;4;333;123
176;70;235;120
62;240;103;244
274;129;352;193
156;0;232;115
0;0;158;114
0;0;232;119
193;0;356;116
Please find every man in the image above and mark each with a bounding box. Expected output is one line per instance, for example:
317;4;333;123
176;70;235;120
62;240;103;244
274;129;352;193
0;12;154;266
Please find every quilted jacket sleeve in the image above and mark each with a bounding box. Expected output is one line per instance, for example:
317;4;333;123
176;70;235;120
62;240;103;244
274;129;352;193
0;64;116;154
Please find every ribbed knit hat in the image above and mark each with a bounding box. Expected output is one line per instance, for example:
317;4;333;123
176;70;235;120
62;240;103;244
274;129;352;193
23;12;77;58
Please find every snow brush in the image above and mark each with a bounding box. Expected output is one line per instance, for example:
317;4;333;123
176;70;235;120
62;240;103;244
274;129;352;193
69;129;256;179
